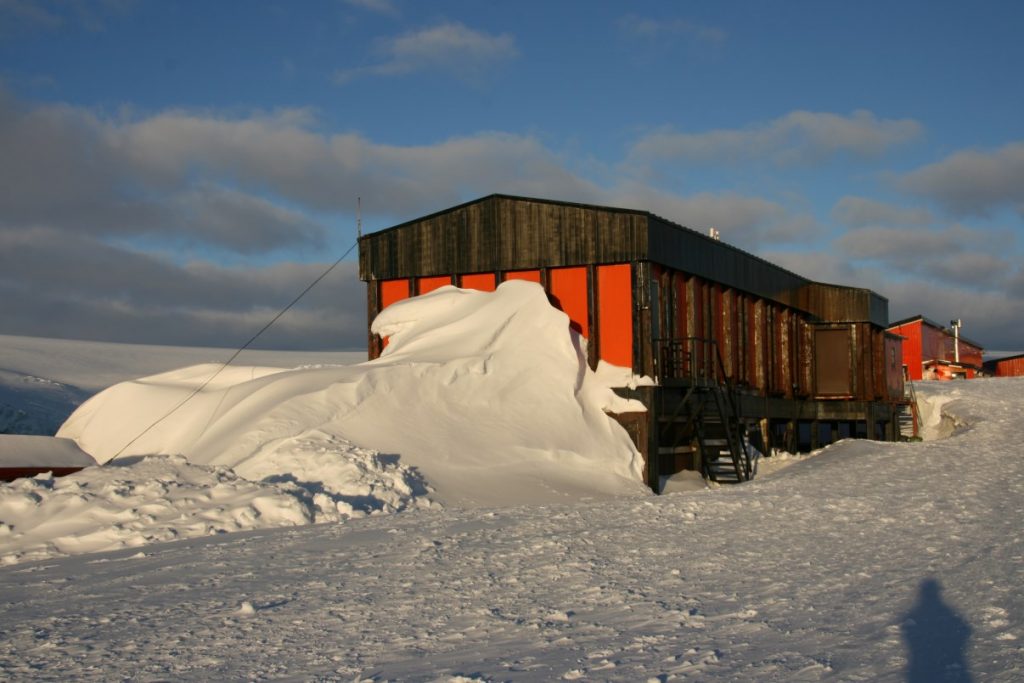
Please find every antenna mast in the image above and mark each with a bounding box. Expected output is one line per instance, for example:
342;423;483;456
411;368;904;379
357;196;362;238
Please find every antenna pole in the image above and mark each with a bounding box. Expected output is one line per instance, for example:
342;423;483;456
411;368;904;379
357;196;362;238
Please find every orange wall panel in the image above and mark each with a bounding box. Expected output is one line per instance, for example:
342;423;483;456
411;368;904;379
380;278;410;310
548;266;589;337
891;321;923;380
504;269;541;283
417;275;453;294
460;272;496;292
597;264;633;368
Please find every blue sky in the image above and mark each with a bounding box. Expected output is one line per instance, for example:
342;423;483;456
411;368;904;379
1;0;1022;350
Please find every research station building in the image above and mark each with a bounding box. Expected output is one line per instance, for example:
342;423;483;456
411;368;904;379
359;194;908;492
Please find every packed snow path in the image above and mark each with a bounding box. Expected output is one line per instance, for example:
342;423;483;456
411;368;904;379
1;379;1021;681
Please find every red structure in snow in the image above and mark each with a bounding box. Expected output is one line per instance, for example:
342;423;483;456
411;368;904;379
983;353;1024;377
886;315;984;381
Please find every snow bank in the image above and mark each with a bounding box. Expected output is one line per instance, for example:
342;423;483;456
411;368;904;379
0;282;649;563
0;334;363;436
0;456;310;565
58;282;645;507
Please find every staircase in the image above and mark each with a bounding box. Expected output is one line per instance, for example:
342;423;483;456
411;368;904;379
694;385;754;483
655;337;756;484
898;379;921;440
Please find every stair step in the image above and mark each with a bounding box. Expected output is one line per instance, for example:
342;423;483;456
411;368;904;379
658;445;696;455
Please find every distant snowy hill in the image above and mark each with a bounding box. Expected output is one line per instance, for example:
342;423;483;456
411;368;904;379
0;334;364;435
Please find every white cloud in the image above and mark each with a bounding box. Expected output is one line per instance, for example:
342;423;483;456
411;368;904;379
0;88;857;348
0;226;365;349
619;15;726;45
607;183;814;248
834;223;1017;288
760;245;1024;350
898;142;1024;217
343;0;399;16
630;110;923;167
334;22;517;84
831;196;934;228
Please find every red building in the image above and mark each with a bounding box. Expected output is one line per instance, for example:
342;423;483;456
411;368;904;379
886;316;984;381
984;353;1024;377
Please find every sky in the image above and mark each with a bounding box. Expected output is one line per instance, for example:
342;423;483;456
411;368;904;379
1;0;1022;351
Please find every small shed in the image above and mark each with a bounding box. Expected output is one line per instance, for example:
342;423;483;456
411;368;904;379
359;194;906;491
983;353;1024;377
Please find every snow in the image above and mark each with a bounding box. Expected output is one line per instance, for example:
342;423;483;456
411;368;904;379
2;282;646;564
0;284;1022;679
0;377;1022;679
57;282;646;509
0;333;363;435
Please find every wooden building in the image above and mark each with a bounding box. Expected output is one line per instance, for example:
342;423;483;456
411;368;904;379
359;194;906;491
983;353;1024;377
886;316;984;381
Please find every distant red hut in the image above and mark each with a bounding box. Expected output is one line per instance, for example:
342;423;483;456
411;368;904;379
886;315;983;381
983;353;1024;377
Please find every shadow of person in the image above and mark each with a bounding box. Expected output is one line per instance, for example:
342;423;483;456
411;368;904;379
902;578;973;682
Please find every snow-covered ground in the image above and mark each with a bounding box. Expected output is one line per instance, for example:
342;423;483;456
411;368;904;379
1;284;1022;680
0;378;1021;680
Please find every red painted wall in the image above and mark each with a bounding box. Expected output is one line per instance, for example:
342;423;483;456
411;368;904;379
503;270;541;283
417;275;452;294
597;264;633;368
889;320;923;380
460;273;496;292
548;266;589;337
995;356;1024;377
380;278;410;309
373;265;635;369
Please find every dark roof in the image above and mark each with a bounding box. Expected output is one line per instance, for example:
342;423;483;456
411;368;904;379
987;352;1024;363
361;193;888;325
887;315;984;349
365;192;816;283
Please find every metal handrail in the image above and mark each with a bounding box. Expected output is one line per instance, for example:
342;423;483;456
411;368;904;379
654;336;753;481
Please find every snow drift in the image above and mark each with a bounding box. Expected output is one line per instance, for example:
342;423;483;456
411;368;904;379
0;282;648;562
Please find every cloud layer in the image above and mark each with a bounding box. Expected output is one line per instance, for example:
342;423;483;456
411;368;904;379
898;142;1024;218
630;110;923;166
334;22;518;84
1;89;815;349
1;85;1020;351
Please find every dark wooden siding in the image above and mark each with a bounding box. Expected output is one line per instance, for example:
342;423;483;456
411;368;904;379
782;283;889;327
360;195;647;280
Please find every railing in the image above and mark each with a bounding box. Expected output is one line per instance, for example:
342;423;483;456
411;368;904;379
654;337;754;481
653;336;726;384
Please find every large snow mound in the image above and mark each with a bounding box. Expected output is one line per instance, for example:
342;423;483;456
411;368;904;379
58;281;645;507
0;282;650;563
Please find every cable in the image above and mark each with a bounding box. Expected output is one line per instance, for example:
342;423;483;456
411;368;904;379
111;240;359;459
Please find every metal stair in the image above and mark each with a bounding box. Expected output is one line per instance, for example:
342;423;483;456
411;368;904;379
655;337;755;484
898;379;921;440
